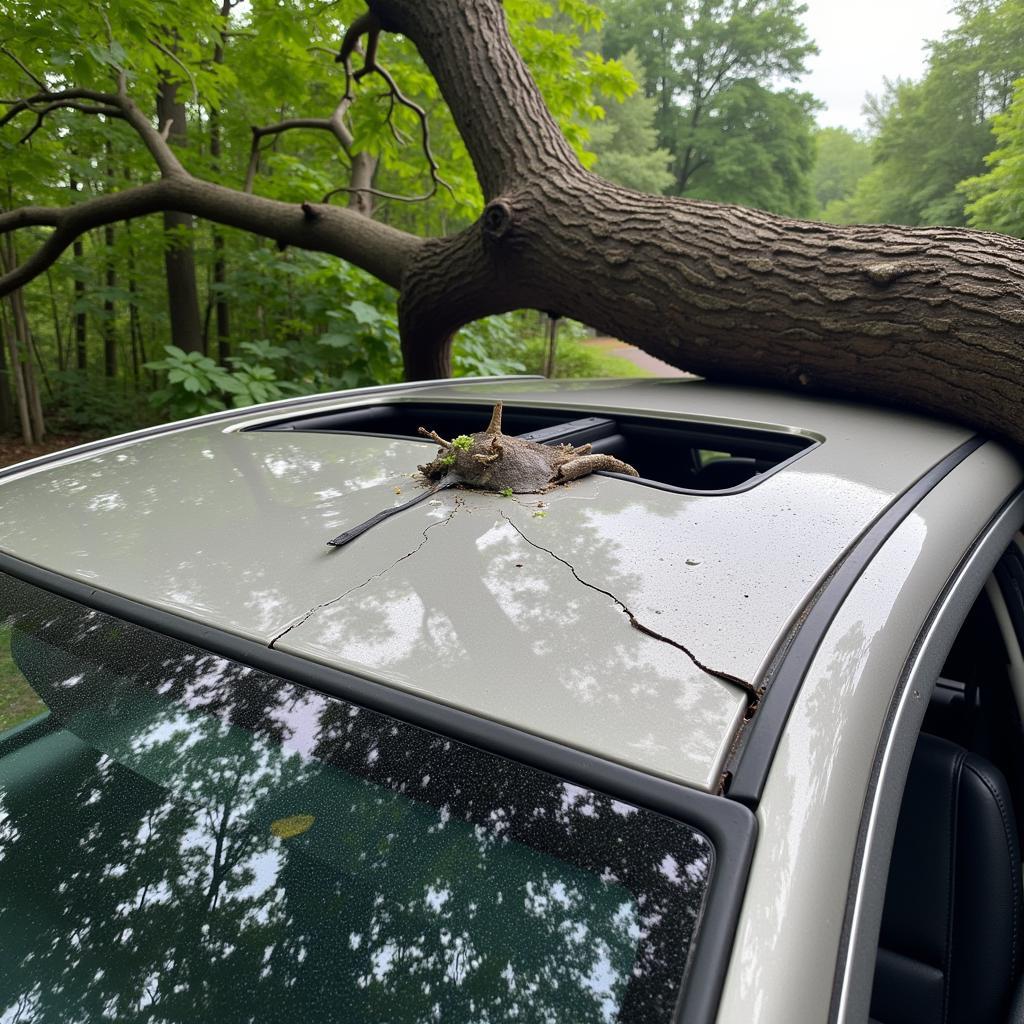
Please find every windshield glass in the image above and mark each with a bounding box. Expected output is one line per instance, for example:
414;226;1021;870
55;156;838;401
0;572;712;1023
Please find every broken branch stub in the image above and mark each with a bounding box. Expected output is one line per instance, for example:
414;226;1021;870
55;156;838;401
416;401;638;493
326;402;639;549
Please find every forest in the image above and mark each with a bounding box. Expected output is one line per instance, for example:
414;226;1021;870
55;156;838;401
0;0;1022;449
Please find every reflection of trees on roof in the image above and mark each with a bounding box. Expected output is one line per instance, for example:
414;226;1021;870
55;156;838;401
0;571;712;1022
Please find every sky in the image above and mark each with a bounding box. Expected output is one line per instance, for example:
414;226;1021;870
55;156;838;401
798;0;959;132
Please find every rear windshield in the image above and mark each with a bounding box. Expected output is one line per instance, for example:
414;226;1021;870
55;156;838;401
0;573;713;1023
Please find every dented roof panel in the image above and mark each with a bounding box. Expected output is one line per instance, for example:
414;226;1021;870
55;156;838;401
0;378;975;790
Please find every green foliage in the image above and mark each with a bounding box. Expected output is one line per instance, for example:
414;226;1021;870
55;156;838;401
811;128;873;217
47;372;151;436
963;78;1024;235
825;2;1024;227
601;0;818;213
317;297;404;390
587;51;675;194
681;83;818;216
0;0;639;438
143;344;301;420
451;435;473;450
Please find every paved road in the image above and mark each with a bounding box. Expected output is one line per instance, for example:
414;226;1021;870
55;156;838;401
581;337;690;377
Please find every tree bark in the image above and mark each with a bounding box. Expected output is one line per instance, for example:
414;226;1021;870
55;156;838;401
102;146;117;377
367;0;1024;447
156;76;203;354
2;0;1024;451
0;303;12;434
211;16;231;363
70;179;86;370
102;222;117;377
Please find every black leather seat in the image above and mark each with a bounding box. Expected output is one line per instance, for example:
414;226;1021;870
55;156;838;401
871;733;1022;1024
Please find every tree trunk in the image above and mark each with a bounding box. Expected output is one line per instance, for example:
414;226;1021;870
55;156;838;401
103;222;117;377
1;307;32;446
348;152;377;219
0;237;38;444
209;25;231;363
156;76;203;354
71;208;86;371
46;270;66;372
365;0;1024;447
3;0;1024;450
0;304;13;434
103;146;117;377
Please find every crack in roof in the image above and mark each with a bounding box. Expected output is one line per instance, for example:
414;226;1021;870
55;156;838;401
269;500;462;649
499;512;760;704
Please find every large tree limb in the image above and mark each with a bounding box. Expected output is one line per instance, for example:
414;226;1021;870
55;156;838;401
0;177;422;294
366;0;1024;448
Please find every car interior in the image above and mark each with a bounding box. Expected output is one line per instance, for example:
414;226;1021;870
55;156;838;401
870;538;1024;1024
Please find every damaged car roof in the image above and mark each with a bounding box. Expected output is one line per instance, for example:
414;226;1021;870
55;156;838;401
0;378;974;791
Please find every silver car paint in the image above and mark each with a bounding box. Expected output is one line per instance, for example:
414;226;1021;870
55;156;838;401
0;381;975;791
716;442;1024;1023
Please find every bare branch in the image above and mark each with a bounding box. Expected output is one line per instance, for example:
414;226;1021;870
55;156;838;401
322;57;453;206
244;96;355;193
0;47;46;90
13;100;124;144
336;12;381;69
1;83;187;179
1;88;121;129
0;176;422;295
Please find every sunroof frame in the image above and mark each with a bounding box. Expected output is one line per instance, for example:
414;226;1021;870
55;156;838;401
246;399;822;495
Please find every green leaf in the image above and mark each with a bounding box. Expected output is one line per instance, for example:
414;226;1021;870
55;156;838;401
347;300;383;325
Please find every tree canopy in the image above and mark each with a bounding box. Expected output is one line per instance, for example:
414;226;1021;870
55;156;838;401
601;0;818;213
820;0;1024;227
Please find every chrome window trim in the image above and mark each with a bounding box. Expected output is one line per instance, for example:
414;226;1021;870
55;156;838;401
831;489;1024;1023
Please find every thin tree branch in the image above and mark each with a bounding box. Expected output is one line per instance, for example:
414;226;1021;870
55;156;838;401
0;176;422;295
14;100;124;144
0;46;46;90
322;59;453;206
0;88;121;129
244;97;355;193
1;84;187;178
151;37;200;106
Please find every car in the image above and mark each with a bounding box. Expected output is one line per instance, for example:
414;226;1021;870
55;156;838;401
0;374;1021;1024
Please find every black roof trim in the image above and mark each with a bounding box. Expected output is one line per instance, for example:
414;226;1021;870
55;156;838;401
724;434;986;807
0;550;756;1024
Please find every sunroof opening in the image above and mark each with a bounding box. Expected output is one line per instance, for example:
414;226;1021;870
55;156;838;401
249;401;818;493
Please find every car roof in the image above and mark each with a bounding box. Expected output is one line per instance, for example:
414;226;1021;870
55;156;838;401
0;377;975;791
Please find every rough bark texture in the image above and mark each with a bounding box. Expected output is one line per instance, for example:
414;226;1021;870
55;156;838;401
2;0;1023;449
370;0;1024;448
72;235;86;371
